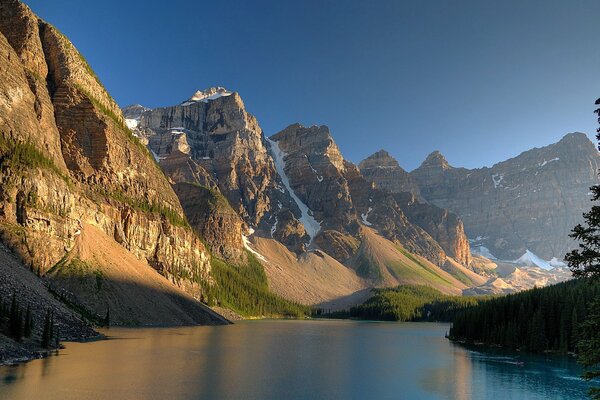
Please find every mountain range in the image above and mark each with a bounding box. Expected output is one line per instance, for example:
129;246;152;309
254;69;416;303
0;0;595;357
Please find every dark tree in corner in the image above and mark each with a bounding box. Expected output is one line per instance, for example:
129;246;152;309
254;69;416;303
565;97;600;399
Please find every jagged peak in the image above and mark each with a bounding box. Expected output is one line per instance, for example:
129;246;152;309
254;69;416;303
182;87;232;105
420;150;450;170
270;123;345;172
359;149;401;170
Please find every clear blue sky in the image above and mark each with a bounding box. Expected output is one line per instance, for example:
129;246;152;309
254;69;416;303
23;0;600;170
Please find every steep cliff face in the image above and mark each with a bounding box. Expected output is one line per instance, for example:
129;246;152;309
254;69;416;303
410;133;600;260
392;192;471;266
0;0;221;324
174;182;245;262
137;90;276;224
270;124;354;232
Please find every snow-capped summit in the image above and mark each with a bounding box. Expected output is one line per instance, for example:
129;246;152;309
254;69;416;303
182;87;232;105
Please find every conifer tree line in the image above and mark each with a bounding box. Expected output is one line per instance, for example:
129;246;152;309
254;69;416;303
0;292;58;348
322;285;485;322
199;252;311;318
448;279;600;353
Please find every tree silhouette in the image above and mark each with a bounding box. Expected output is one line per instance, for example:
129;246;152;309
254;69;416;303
564;97;600;398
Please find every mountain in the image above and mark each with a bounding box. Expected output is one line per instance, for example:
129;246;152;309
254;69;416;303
0;0;227;327
359;150;423;200
128;92;478;302
3;0;577;332
361;134;600;263
411;133;599;261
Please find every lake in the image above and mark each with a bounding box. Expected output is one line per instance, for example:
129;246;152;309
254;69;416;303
0;320;590;399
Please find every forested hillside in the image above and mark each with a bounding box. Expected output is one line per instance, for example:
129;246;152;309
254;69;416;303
448;279;600;353
319;285;484;321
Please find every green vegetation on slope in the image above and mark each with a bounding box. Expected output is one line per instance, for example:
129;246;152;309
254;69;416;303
317;285;484;322
97;188;190;228
449;279;600;353
200;251;310;318
0;136;68;182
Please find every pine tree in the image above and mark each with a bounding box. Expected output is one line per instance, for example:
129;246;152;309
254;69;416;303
23;304;32;338
8;294;22;341
567;98;600;278
104;306;110;327
41;309;51;348
578;297;600;399
565;97;600;397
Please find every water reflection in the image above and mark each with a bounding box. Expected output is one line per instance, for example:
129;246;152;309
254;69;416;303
0;320;590;400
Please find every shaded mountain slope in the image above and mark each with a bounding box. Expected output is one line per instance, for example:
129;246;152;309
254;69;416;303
47;224;229;326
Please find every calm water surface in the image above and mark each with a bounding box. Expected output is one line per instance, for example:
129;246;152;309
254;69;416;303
0;320;590;399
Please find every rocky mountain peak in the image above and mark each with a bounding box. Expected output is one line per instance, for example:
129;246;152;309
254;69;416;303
122;104;149;119
420;150;451;170
272;124;346;173
556;132;595;151
184;87;232;104
359;150;400;170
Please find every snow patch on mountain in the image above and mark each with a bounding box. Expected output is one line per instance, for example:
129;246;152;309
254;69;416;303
270;216;278;238
513;250;554;270
549;257;567;268
361;207;373;226
265;136;321;241
471;245;497;260
491;173;504;188
242;231;267;262
125;118;139;129
539;157;560;167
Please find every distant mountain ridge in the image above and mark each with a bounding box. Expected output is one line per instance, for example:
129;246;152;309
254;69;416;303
361;132;600;262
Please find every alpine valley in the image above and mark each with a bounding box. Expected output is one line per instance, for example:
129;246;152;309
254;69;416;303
0;0;596;365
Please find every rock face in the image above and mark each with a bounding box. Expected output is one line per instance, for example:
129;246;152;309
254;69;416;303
0;0;222;325
130;90;307;258
409;133;600;260
269;124;463;271
358;152;472;266
359;150;423;200
173;182;245;262
393;192;471;266
133;92;476;288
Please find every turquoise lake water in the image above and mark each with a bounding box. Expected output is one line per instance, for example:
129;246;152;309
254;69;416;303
0;320;591;399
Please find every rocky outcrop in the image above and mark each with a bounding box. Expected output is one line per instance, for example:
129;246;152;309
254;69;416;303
270;124;355;232
359;150;422;200
138;91;276;223
393;192;471;266
0;0;221;324
410;133;600;260
174;182;245;262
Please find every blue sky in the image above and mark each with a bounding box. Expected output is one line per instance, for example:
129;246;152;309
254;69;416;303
23;0;600;170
